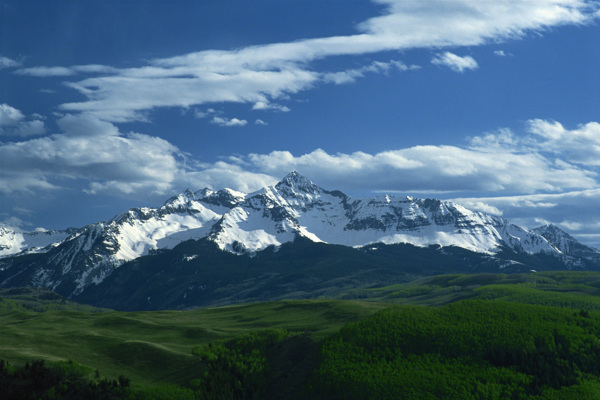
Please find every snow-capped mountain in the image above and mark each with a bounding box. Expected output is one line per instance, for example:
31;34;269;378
1;172;598;298
532;224;600;266
0;226;74;256
208;172;557;255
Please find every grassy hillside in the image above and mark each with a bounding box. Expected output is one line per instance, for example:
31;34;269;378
0;299;386;388
341;271;600;308
0;286;109;313
4;271;600;398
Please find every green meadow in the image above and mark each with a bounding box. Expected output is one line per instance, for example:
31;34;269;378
4;271;600;398
0;290;386;388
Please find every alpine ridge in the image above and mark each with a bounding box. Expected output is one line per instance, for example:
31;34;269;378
1;172;599;306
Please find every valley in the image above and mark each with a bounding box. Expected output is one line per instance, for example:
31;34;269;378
4;271;600;398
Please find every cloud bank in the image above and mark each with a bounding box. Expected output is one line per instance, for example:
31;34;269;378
2;112;600;244
2;112;598;198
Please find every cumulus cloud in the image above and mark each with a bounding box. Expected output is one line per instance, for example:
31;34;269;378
0;113;181;194
246;144;595;194
177;162;277;194
0;104;24;125
3;112;600;203
0;104;46;137
0;113;275;196
211;116;248;127
4;115;587;199
22;0;594;122
431;52;479;72
471;119;600;167
526;119;600;166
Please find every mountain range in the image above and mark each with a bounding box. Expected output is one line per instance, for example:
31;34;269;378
1;171;599;310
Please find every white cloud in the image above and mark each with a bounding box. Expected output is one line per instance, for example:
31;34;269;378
194;108;251;127
472;119;600;167
0;114;181;195
0;103;24;125
0;56;20;69
26;0;595;122
177;162;277;194
431;52;479;72
527;119;600;166
0;104;46;137
255;119;268;125
494;50;507;56
211;116;248;127
3;112;599;204
455;201;504;216
246;143;595;194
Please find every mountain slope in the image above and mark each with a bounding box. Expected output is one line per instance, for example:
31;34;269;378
533;224;600;265
209;171;557;255
1;172;599;304
0;226;74;257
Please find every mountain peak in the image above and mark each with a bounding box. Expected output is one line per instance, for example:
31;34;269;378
276;171;320;193
533;224;571;237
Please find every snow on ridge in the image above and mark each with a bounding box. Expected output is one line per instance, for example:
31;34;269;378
0;225;71;257
0;172;582;289
4;172;598;298
113;205;222;261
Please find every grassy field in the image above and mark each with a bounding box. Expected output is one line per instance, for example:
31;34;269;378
0;297;387;388
341;271;600;308
4;271;600;395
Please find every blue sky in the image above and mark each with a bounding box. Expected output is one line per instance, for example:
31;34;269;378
2;0;600;246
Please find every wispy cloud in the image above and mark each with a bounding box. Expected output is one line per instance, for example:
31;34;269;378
252;102;290;112
323;60;419;85
15;64;119;77
431;52;479;72
0;56;21;69
13;0;594;122
16;66;75;77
